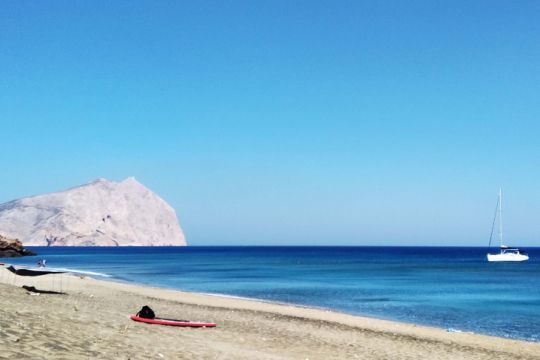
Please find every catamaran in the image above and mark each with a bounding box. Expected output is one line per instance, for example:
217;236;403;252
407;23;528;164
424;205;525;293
486;189;529;262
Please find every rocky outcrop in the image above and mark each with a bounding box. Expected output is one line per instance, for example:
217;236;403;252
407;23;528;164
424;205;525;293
0;177;186;246
0;235;36;257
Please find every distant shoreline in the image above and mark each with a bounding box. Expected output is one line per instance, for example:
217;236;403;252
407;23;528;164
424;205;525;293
25;245;540;248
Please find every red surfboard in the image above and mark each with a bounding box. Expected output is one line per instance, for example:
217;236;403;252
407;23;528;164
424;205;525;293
130;315;216;328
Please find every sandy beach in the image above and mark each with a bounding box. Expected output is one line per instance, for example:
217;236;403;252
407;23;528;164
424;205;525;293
0;267;539;360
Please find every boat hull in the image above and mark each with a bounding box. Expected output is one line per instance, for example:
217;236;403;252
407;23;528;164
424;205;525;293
487;253;529;262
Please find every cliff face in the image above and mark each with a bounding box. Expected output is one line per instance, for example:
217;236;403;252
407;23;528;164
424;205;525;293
0;235;36;257
0;177;186;246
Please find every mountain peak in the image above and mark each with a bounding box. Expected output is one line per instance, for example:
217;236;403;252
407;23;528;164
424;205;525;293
0;178;186;246
121;176;144;187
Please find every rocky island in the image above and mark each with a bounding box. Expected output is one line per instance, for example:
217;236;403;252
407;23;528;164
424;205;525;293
0;177;186;246
0;235;36;257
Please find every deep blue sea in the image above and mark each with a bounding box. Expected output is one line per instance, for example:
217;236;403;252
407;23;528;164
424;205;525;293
5;246;540;341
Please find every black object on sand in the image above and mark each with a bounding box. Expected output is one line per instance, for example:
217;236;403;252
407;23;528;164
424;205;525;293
22;285;65;295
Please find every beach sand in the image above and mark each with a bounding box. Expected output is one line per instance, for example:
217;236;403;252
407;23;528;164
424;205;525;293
0;267;539;360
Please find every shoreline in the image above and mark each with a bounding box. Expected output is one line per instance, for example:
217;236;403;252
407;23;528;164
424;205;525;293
104;279;514;340
89;276;540;343
1;266;540;359
23;264;540;342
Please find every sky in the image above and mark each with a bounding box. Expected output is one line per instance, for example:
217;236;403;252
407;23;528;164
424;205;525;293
1;1;539;246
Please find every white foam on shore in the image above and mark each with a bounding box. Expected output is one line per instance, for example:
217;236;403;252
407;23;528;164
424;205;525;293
53;268;112;277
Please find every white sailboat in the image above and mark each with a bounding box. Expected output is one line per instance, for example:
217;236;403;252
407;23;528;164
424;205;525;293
486;189;529;262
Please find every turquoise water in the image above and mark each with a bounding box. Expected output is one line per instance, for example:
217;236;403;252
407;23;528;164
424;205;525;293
5;246;540;341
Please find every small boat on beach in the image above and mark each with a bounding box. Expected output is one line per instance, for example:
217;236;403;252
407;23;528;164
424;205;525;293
486;189;529;262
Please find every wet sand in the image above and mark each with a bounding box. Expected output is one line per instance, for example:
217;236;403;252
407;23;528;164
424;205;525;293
0;267;539;359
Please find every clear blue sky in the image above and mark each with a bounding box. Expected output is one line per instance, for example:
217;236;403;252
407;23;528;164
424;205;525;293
1;1;539;246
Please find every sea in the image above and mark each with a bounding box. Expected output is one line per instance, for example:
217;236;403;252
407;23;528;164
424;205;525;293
5;246;540;342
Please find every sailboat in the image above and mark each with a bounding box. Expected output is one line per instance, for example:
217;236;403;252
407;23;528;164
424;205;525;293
486;189;529;262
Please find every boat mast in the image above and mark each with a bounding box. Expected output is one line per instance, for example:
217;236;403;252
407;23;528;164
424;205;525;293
499;188;503;248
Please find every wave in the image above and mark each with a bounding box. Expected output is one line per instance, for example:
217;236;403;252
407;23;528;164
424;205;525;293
49;267;112;277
